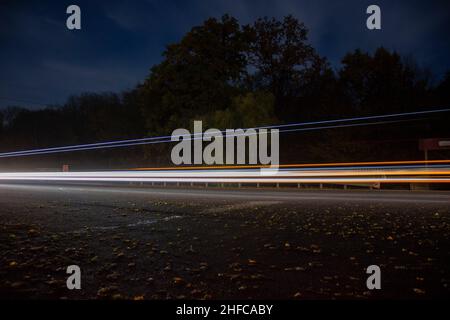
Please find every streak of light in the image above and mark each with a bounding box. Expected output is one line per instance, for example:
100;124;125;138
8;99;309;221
133;159;450;171
0;108;448;158
1;169;450;177
0;119;414;158
1;165;450;184
0;176;449;184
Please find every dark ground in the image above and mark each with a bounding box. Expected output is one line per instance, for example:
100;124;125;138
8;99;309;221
0;183;449;300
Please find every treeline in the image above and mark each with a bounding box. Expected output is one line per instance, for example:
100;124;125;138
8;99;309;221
1;15;449;168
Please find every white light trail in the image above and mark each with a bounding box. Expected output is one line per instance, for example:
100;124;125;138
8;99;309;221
0;108;448;158
0;165;449;184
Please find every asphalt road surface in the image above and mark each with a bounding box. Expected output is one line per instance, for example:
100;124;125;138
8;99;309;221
1;183;449;299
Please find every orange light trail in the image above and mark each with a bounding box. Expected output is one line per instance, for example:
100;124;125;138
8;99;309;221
1;165;450;184
132;159;450;171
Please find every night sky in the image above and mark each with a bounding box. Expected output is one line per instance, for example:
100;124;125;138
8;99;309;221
1;0;449;109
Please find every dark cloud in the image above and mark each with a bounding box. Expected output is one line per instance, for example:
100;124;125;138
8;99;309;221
1;0;449;109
